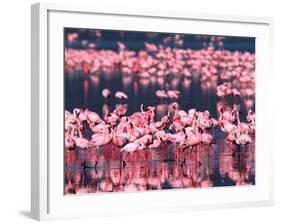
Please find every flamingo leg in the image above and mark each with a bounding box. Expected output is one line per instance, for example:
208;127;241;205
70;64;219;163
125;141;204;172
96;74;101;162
122;152;129;168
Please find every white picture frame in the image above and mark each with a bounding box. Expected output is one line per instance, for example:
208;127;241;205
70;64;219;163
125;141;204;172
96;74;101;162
31;2;275;221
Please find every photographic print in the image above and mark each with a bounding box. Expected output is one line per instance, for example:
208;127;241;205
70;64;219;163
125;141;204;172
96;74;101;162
64;28;255;195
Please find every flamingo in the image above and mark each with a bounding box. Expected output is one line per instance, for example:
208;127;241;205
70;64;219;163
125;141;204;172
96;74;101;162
245;88;254;97
111;117;129;147
155;90;168;103
247;110;255;123
90;129;112;148
234;131;252;145
247;110;255;133
105;112;120;126
167;90;181;101
155;115;170;130
186;129;201;147
65;132;76;151
113;104;127;116
102;88;111;104
235;110;250;134
219;119;236;133
73;137;89;150
78;109;88;122
201;132;215;145
112;132;128;148
115;91;128;104
120;142;145;167
197;111;213;131
87;110;101;124
89;122;107;133
72;129;90;150
147;131;165;150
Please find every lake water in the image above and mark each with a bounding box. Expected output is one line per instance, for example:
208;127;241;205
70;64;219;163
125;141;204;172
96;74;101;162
64;140;255;194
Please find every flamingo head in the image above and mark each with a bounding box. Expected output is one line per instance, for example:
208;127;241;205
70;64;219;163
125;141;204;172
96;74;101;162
188;108;197;117
204;110;210;117
248;110;254;116
147;106;155;112
73;108;80;117
172;102;179;110
121;117;128;122
129;122;134;129
161;116;169;123
102;88;111;98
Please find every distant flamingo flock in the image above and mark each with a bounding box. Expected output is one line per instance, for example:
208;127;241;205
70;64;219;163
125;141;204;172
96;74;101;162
65;35;255;103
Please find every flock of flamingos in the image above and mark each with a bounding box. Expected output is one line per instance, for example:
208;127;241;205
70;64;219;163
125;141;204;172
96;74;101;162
64;32;255;170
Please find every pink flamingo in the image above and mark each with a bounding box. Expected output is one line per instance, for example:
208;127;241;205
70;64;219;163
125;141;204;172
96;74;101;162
186;129;202;147
90;127;112;148
167;90;181;101
232;88;240;96
155;115;170;130
245;88;254;98
112;117;129;147
73;129;90;150
105;112;120;126
74;137;89;149
115;91;128;104
112;132;128;148
113;104;127;116
247;110;255;123
247;110;255;133
102;88;111;104
144;42;158;52
218;106;236;123
234;130;252;145
116;129;138;143
78;109;88;122
169;102;184;131
120;142;145;167
236;111;250;134
196;111;213;131
201;132;215;145
89;122;108;133
155;90;168;103
148;130;166;150
87;110;101;124
219;119;236;133
65;132;76;151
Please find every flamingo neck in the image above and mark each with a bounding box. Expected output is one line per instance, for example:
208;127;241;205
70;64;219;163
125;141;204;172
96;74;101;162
78;129;83;138
70;127;75;138
192;116;197;129
140;104;145;114
236;111;241;125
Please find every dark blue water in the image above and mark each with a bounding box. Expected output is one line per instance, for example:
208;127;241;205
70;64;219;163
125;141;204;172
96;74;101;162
65;71;251;123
